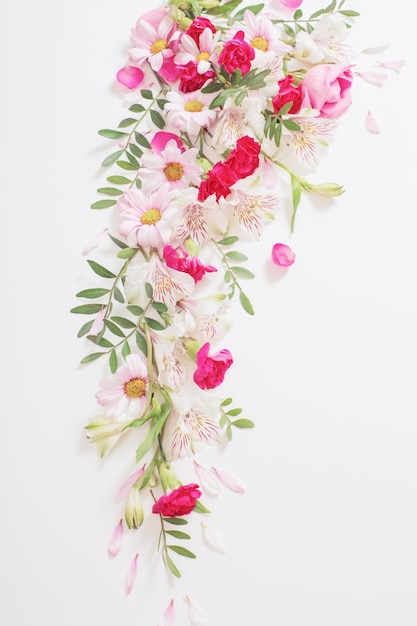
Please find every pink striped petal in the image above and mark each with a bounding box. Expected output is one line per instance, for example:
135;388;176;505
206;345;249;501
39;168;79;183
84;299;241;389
193;460;220;498
365;110;381;134
211;467;246;494
271;243;295;267
116;66;144;89
125;553;139;595
355;71;388;87
82;228;108;256
376;60;405;73
118;464;146;499
107;519;124;558
158;599;175;626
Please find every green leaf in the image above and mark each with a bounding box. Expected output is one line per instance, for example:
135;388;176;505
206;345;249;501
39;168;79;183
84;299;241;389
117;247;136;259
96;187;123;196
104;319;126;338
87;260;116;279
217;235;239;246
126;151;140;167
93;336;114;348
107;234;128;249
128;305;144;316
135;399;170;463
150;109;165;129
240;291;255;315
339;9;360;16
151;301;168;313
129;103;145;113
101;150;125;167
116;160;138;171
201;82;224;93
167;545;196;559
111;316;136;329
294;8;303;19
224;251;248;262
145;282;153;298
118;117;137;128
163;517;188;526
207;0;243;14
77;320;94;338
290;175;303;232
165;530;191;540
227;407;242;416
209;88;239;109
107;175;131;185
221;397;233;406
231;266;255;279
80;352;105;364
70;303;103;315
134;133;151;149
76;288;110;299
233;3;264;20
193;500;210;514
135;331;148;356
109;349;118;374
98;129;129;140
113;287;125;304
90;199;117;210
166;555;181;578
121;340;131;359
232;418;255;429
226;425;233;441
282;119;301;131
140;89;154;99
144;317;165;331
129;143;143;159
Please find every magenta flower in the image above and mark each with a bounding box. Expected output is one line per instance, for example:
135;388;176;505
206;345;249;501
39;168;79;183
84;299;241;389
193;342;233;390
163;244;217;282
152;484;202;517
271;243;295;267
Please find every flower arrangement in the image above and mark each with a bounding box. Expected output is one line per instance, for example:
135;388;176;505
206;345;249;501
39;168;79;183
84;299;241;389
72;0;402;621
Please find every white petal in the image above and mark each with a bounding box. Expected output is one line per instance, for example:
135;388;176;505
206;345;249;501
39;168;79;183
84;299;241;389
201;522;227;553
365;110;381;134
185;595;210;626
194;461;220;498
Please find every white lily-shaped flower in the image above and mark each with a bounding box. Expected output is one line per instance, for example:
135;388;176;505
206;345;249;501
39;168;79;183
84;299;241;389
220;181;279;240
172;187;228;245
210;95;265;149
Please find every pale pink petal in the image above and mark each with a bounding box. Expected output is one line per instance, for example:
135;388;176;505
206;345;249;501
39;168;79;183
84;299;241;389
118;464;146;499
355;71;388;87
158;599;175;626
365;110;381;134
184;596;210;626
107;519;124;558
193;460;220;498
271;243;295;267
82;228;108;256
116;66;144;89
125;553;139;595
376;60;405;73
201;522;227;553
90;307;106;335
211;466;246;494
278;0;303;7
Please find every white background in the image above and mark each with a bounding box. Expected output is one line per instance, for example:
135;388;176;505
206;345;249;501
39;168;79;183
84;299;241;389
1;1;416;624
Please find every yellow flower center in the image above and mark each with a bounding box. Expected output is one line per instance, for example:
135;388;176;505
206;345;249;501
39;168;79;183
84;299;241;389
164;162;184;181
184;100;204;113
125;377;147;398
196;51;210;62
251;36;268;52
151;39;167;54
141;208;161;225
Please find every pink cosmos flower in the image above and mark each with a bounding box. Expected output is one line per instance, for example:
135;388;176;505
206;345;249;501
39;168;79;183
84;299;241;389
163;244;217;282
193;342;233;390
118;185;175;250
271;243;295;266
302;64;353;118
139;140;203;192
116;65;144;89
96;353;149;421
175;27;220;75
129;9;176;73
218;31;255;75
152;484;202;517
164;90;217;136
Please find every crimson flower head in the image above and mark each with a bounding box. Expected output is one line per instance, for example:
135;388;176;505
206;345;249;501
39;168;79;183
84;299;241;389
186;16;217;43
272;74;304;114
193;342;233;390
163;244;217;282
152;483;202;517
198;161;238;202
226;136;261;178
217;30;255;75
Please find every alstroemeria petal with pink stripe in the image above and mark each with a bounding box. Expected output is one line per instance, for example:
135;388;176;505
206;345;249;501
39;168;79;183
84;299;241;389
118;464;146;499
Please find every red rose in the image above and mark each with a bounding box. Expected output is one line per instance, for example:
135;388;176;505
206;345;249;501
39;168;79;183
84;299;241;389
177;61;215;93
193;342;233;390
152;484;202;517
186;17;216;44
272;75;304;114
217;31;254;75
198;161;238;202
225;135;261;178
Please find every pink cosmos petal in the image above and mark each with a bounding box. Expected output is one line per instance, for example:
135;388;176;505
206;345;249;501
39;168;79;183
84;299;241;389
355;71;388;87
365;110;381;134
271;243;295;267
90;307;105;335
118;464;146;499
116;66;144;89
107;519;124;558
82;228;108;255
278;0;303;7
125;553;139;595
158;598;175;626
376;60;405;73
211;466;246;494
193;460;220;498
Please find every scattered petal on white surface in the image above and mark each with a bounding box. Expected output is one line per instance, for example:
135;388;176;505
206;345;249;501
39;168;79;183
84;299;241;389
376;59;405;73
185;595;210;626
193;460;220;498
158;599;175;626
201;522;228;553
365;110;381;134
118;464;146;499
361;43;390;54
125;553;139;595
355;71;388;87
107;519;124;558
211;466;246;494
82;228;108;255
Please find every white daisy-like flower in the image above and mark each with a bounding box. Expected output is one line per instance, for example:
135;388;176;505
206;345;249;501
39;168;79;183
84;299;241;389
164;90;217;136
124;252;195;315
129;12;175;72
175;27;221;74
230;9;292;58
180;293;234;344
95;353;149;421
139;140;203;192
117;184;176;250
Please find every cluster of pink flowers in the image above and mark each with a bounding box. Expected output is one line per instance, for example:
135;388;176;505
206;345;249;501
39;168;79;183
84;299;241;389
73;0;403;616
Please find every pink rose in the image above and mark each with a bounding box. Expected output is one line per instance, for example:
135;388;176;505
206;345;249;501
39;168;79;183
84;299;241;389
272;74;304;114
198;161;238;202
301;64;353;118
217;31;254;75
186;17;216;44
225;136;261;178
193;342;233;390
163;245;217;282
152;484;202;517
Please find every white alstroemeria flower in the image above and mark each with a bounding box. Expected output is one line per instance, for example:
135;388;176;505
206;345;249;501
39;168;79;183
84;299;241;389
153;334;189;391
139;140;203;192
184;595;210;626
210;95;265;149
291;14;355;69
172;187;228;245
179;293;234;344
124;253;195;315
85;416;132;457
201;521;228;553
164;90;217;136
175;27;221;74
163;392;222;460
220;181;279;240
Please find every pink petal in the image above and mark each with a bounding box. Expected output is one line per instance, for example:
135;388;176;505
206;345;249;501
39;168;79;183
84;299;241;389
90;307;105;335
158;599;175;626
211;467;246;494
116;66;144;89
107;519;124;558
271;243;295;267
365;110;381;134
193;460;220;498
82;228;108;256
118;464;146;499
125;553;139;595
376;60;405;73
355;71;388;87
151;132;184;155
278;0;303;7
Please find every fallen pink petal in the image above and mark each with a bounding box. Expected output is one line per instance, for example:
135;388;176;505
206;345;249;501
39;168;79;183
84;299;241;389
116;65;144;89
376;60;405;73
107;519;124;558
211;466;246;494
125;553;139;595
278;0;304;7
355;71;388;87
271;243;295;267
82;228;108;256
158;598;175;626
193;460;220;498
365;110;381;134
90;306;105;336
